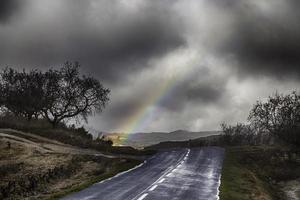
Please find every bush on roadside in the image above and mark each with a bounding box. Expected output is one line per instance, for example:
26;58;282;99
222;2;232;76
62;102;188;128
221;91;300;146
249;91;300;146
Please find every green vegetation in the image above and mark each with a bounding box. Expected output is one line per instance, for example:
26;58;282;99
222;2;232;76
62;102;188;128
219;91;300;200
248;91;300;146
220;147;273;200
220;146;300;200
220;91;300;147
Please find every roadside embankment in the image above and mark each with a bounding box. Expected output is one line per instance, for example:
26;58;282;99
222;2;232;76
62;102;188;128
219;145;300;200
0;129;142;200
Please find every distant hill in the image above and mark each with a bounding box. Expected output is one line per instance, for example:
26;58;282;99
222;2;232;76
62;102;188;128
104;130;222;148
145;134;222;150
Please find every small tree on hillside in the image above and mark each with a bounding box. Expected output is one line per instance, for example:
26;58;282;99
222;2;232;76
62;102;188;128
248;91;300;145
42;62;110;127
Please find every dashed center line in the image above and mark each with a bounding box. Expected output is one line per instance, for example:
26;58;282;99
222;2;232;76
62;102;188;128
134;149;190;200
158;178;165;183
149;185;158;191
137;193;148;200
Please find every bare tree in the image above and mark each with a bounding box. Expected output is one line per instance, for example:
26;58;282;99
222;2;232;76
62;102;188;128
248;92;300;134
0;62;110;127
42;62;110;127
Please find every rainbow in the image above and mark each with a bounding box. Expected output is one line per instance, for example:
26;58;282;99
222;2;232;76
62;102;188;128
114;75;178;145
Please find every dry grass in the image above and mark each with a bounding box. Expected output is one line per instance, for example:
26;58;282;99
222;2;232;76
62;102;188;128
0;130;142;200
220;145;300;200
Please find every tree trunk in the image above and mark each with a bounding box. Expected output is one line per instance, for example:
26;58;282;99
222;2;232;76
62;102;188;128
27;114;32;121
48;117;59;128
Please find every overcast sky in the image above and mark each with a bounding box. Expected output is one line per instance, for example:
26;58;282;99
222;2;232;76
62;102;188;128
1;0;299;133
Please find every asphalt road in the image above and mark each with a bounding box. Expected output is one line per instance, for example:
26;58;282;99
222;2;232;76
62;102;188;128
61;147;225;200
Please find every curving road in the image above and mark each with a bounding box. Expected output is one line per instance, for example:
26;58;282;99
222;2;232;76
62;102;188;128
61;147;225;200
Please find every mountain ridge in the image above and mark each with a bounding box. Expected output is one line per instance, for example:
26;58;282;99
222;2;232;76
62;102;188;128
103;130;222;148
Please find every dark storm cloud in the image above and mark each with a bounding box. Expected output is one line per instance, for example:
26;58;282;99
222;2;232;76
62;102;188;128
3;0;299;133
157;84;224;112
0;0;185;83
105;99;141;122
220;0;300;79
0;0;20;23
157;70;227;112
209;0;237;8
76;16;184;82
98;66;227;127
186;83;223;103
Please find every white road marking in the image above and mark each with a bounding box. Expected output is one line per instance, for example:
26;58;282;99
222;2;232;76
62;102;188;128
149;185;158;191
172;169;177;173
137;193;148;200
81;195;97;200
96;161;147;185
132;149;190;200
158;178;165;183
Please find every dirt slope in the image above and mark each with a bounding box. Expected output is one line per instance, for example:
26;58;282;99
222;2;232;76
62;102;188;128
0;128;114;157
0;129;140;200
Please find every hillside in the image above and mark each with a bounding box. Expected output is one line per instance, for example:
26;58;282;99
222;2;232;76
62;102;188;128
220;146;300;200
104;130;221;148
0;129;142;200
145;134;221;150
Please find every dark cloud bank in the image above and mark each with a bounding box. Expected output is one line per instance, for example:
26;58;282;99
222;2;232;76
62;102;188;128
220;0;300;79
0;0;20;23
0;0;184;83
0;0;300;132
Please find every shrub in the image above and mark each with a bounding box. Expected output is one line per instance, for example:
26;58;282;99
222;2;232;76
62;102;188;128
248;91;300;145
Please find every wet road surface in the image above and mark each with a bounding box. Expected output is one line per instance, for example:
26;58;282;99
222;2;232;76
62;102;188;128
61;147;224;200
